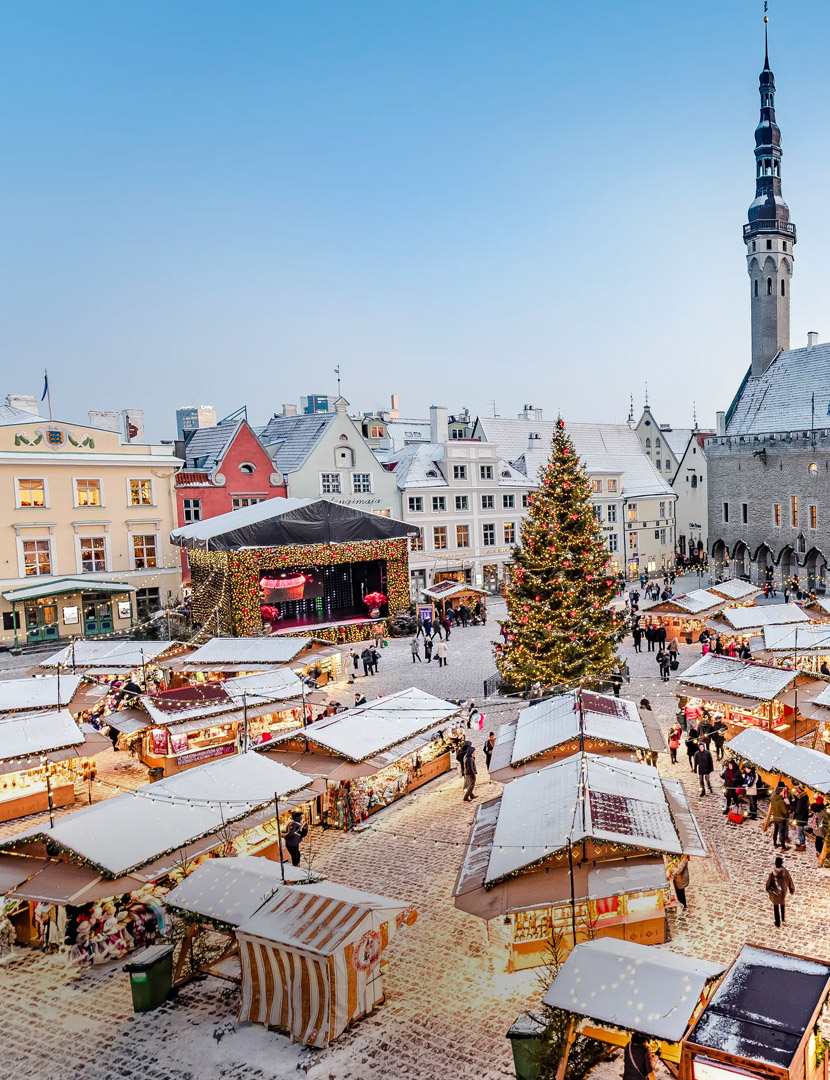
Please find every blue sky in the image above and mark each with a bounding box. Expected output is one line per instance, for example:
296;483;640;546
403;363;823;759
3;1;830;440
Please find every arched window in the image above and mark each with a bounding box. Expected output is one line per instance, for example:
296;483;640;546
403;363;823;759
781;279;786;296
754;280;759;297
238;462;256;474
645;438;651;448
767;278;773;295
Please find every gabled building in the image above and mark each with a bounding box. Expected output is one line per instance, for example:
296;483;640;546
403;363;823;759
634;405;691;480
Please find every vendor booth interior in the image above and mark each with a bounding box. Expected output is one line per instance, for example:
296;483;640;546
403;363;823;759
172;497;416;643
454;751;707;971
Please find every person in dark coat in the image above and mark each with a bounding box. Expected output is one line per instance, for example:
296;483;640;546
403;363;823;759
694;743;714;796
284;811;309;867
765;856;795;927
792;786;811;851
710;720;727;761
609;671;623;697
483;731;496;769
461;742;477;801
424;636;433;663
769;784;791;850
645;624;655;652
361;647;373;677
685;727;699;772
657;650;671;682
623;1033;656;1080
632;624;642;653
721;761;743;815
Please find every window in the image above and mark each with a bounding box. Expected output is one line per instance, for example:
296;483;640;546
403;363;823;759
810;505;818;530
754;280;759;297
369;425;384;438
455;495;469;511
482;523;495;546
607;479;617;493
659;502;666;519
627;503;637;522
17;479;45;507
132;534;158;569
691;474;698;489
2;612;20;631
781;279;786;297
628;531;638;550
655;438;661;449
774;503;781;526
182;498;202;522
645;438;651;449
352;473;372;493
432;496;446;512
80;536;107;572
136;587;161;620
722;502;729;523
231;496;266;509
656;459;662;470
503;522;516;544
591;479;602;493
655;530;660;540
593;506;603;523
742;503;748;524
606;504;617;523
128;479;153;505
433;526;447;550
522;493;530;508
456;524;470;548
408;496;424;513
767;278;773;295
481;494;495;510
783;241;788;252
320;473;341;494
502;494;515;509
791;495;798;528
239;462;256;474
22;539;51;576
410;531;424;552
608;534;619;553
75;479;101;506
661;528;667;544
480;465;493;480
665;460;671;471
452;465;467;480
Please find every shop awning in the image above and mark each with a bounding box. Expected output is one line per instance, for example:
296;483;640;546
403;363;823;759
421;581;487;601
7;861;147;905
661;778;709;856
727;727;830;794
543;938;727;1043
103;709;149;736
2;577;136;604
0;854;50;893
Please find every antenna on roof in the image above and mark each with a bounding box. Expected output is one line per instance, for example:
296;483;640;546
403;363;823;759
644;382;649;407
626;394;635;425
692;401;698;430
334;366;342;397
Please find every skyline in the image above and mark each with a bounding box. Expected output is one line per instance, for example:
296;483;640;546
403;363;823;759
4;2;830;440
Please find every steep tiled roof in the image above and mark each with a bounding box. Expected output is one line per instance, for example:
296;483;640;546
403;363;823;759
726;342;830;435
183;422;241;471
257;412;337;473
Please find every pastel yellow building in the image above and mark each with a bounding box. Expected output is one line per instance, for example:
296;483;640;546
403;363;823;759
0;402;182;646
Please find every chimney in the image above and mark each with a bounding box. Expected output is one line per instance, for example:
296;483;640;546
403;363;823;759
429;405;448;444
89;410;121;433
282;404;298;416
7;393;40;416
527;432;541;452
808;331;819;350
519;404;543;421
389;393;399;419
716;411;726;436
122;408;144;443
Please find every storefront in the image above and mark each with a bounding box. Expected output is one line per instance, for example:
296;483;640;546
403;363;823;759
2;578;136;647
488;689;665;785
261;687;461;830
454;752;707;971
677;653;820;742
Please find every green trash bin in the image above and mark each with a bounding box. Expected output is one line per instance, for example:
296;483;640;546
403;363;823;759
506;1011;547;1080
124;944;175;1012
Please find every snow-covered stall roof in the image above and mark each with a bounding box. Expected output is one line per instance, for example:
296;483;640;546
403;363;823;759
0;752;315;878
718;603;808;631
139;669;304;727
811;684;830;711
269;688;460;762
642;589;725;616
688;945;830;1068
708;579;762;602
542;938;726;1042
512;692;650;765
727;728;830;794
0;709;83;763
0;676;85;713
37;639;177;671
483;753;693;885
165;636;313;668
762;624;830;655
678;654;797;702
421;581;487;600
163;856;315;926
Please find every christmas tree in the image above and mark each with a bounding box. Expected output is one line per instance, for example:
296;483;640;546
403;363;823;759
496;418;624;691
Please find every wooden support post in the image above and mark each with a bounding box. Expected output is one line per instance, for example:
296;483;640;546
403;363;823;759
554;1015;578;1080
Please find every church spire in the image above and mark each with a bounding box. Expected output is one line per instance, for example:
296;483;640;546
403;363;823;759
745;15;795;377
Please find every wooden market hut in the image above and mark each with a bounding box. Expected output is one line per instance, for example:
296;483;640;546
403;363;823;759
454;752;707;971
639;590;729;640
32;638;183;677
681;945;830;1080
488;689;665;784
756;624;830;674
707;579;763;603
542;938;726;1068
708;602;809;639
727;728;830;799
419;580;487;623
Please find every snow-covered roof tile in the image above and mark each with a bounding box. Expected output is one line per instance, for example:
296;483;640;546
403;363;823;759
256;412;337;473
509;691;650;766
0;676;84;712
678;653;797;700
38;639;176;670
173;637;313;666
708;579;763;601
0;709;83;762
762;624;830;654
720;603;808;630
725;343;830;436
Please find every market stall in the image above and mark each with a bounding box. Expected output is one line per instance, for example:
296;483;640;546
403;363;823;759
677;654;818;742
157;635;344;687
681;944;830;1080
542;938;726;1067
708;579;763;603
488;690;664;784
756;624;830;674
727;727;830;797
261;687;460;829
33;638;183;676
420;581;488;624
237;880;414;1047
639;590;729;641
803;684;830;752
454;751;707;971
0;675;85;714
709;602;809;638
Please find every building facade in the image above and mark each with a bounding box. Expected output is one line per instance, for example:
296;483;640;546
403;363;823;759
176;405;217;442
707;34;830;593
0;401;182;645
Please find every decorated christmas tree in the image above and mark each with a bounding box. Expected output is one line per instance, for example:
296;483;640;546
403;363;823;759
496;418;624;691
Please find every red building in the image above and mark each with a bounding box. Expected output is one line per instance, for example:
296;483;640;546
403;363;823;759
175;420;286;581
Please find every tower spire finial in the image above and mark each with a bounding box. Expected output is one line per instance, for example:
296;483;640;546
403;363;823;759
644;382;649;407
764;8;770;69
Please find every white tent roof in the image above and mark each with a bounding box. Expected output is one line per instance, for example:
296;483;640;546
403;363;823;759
728;727;830;794
171;636;313;666
708;579;763;601
762;624;830;655
678;653;797;701
163;855;313;926
0;709;83;763
271;687;459;762
139;669;304;726
0;675;84;712
720;604;808;631
511;692;650;765
542;938;726;1042
39;639;175;670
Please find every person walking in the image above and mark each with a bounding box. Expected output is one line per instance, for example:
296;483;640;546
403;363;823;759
743;764;759;819
424;636;433;663
657;649;671;683
411;638;422;663
767;783;791;850
812;796;829;864
672;861;690;909
694;741;714;796
435;639;449;667
350;648;360;676
483;731;496;770
442;614;452;640
623;1033;656;1080
466;701;478;729
668;636;679;663
461;742;477;801
792;786;810;852
721;761;743;815
284;811;309;868
459;604;469;628
370;646;380;674
645;624;655;653
632;624;642;653
361;647;373;677
416;614;425;639
685;727;699;772
765;855;795;927
610;670;623;697
710;720;727;761
667;723;682;765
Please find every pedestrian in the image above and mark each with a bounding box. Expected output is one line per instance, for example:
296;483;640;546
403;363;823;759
821;661;830;677
442;615;451;640
435;639;449;667
360;646;373;676
461;742;477;801
284;811;309;868
610;670;623;697
668;636;679;662
710;719;727;761
766;783;791;850
667;723;682;765
672;861;690;909
459;604;469;628
694;741;714;796
350;648;360;675
645;624;655;652
411;638;422;663
466;700;478;729
685;727;699;772
424;636;433;663
371;646;380;674
765;855;795;927
416;614;425;639
812;796;829;864
354;693;367;707
721;761;743;815
530;681;542;700
632;624;642;653
623;1033;656;1080
792;786;810;851
483;731;496;769
743;764;759;819
657;650;671;683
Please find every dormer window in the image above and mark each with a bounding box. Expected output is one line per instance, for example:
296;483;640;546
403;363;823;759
239;462;256;474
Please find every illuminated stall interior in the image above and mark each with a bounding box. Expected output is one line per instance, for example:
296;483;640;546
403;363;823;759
756;624;830;676
639;589;728;642
454;752;707;972
261;687;460;830
488;689;665;785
